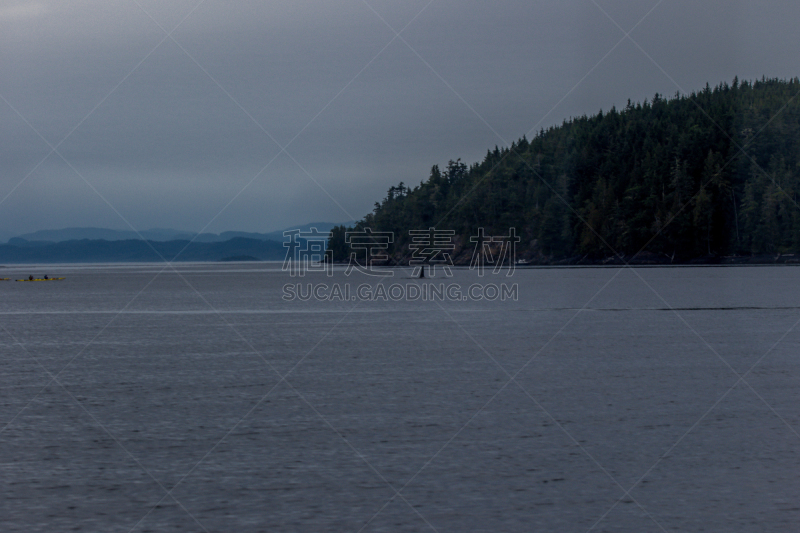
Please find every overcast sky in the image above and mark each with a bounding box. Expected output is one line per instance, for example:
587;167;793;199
1;0;799;238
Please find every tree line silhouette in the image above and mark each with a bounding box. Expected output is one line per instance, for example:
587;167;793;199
328;77;800;264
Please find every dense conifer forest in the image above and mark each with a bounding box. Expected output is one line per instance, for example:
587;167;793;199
328;77;800;265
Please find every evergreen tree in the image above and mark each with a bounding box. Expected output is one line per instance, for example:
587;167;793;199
327;77;800;263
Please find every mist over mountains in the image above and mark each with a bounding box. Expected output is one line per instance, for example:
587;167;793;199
0;222;343;263
7;222;340;245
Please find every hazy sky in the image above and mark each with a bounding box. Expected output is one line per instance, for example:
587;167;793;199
1;0;799;238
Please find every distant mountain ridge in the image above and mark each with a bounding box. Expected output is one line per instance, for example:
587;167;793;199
0;222;349;263
10;227;195;243
0;237;287;263
9;222;344;244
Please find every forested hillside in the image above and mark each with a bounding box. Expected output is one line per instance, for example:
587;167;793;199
328;77;800;264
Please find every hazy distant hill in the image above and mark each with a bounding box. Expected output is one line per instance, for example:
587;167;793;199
11;222;345;245
189;223;343;243
12;227;195;243
0;237;287;263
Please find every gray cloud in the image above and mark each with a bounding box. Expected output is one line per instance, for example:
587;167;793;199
1;0;799;239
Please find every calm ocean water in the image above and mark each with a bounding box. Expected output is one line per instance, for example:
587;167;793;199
1;263;798;532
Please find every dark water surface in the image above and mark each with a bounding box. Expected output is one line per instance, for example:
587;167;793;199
1;263;799;532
